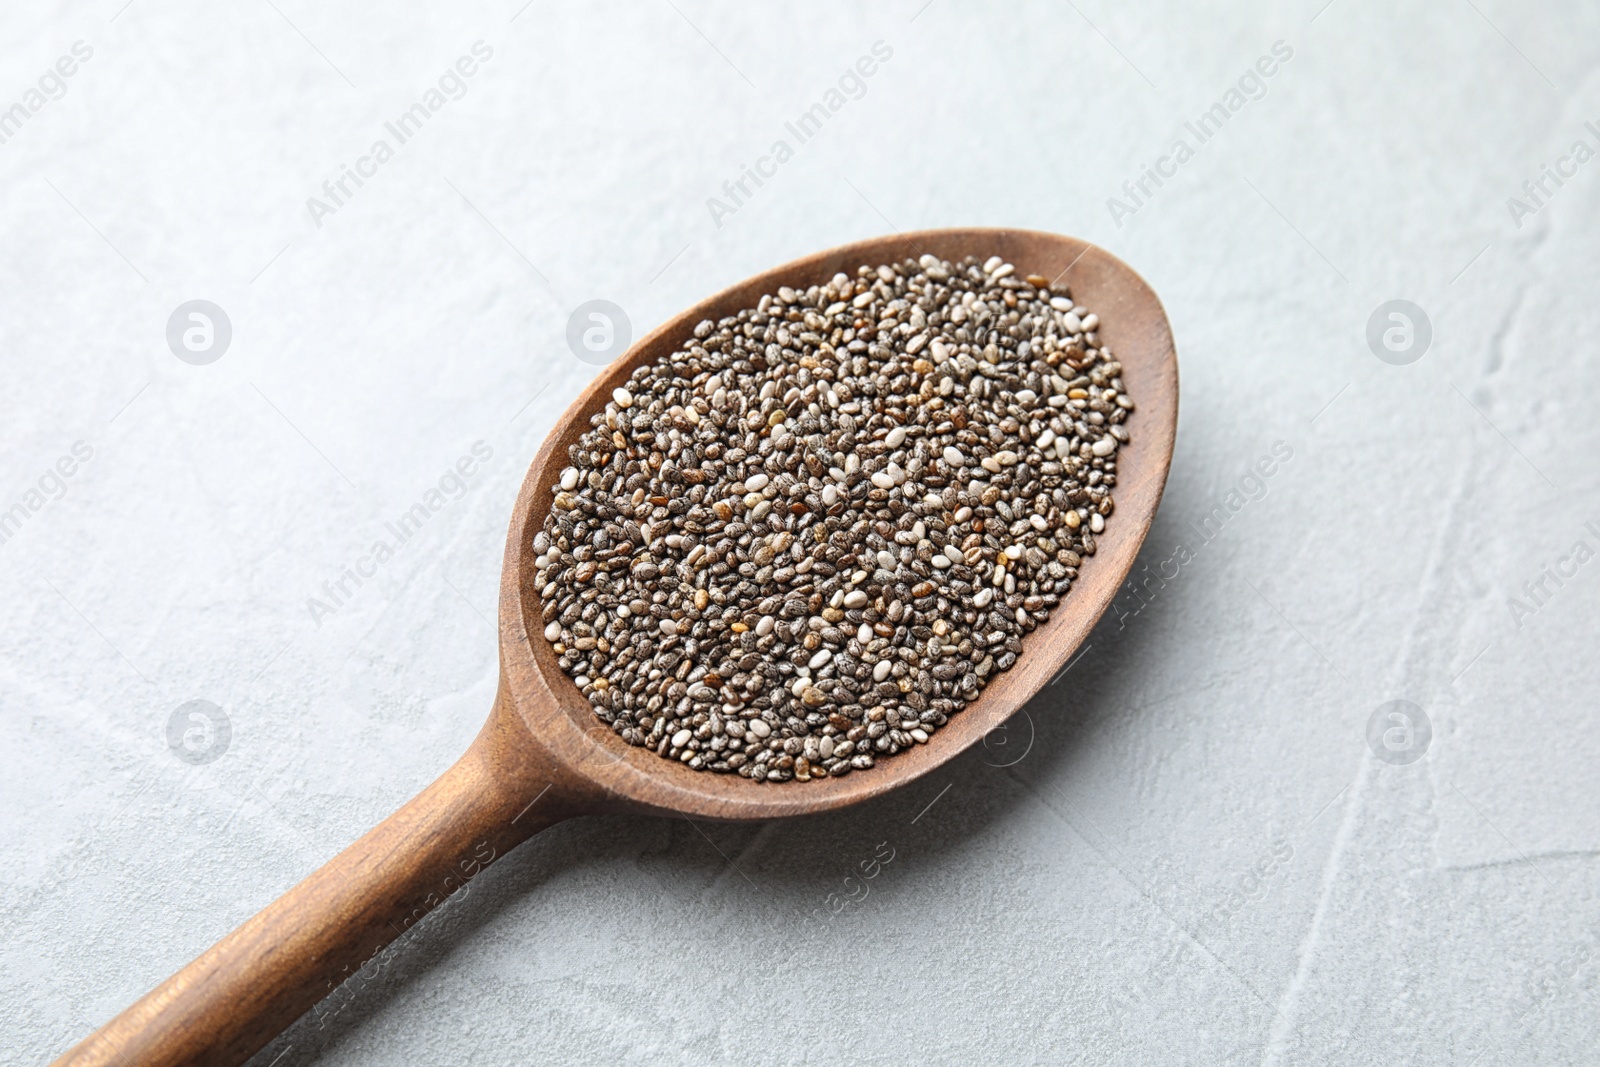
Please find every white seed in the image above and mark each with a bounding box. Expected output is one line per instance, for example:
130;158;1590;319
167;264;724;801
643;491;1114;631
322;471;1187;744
659;619;677;636
612;387;633;408
809;649;833;669
559;467;579;491
871;471;895;489
745;472;770;491
843;590;868;608
885;426;907;448
877;550;897;570
543;621;562;641
755;615;775;636
672;729;692;748
1092;437;1117;457
943;446;966;466
873;660;893;682
1005;544;1025;560
749;719;772;738
1090;512;1105;533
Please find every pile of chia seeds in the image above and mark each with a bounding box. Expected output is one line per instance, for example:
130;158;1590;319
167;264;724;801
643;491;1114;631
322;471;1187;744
533;253;1132;783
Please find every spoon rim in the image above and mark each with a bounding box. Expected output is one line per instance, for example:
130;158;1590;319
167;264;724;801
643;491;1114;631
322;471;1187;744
498;227;1177;820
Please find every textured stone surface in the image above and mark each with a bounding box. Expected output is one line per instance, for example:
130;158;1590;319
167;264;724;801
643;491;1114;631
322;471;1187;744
3;2;1598;1064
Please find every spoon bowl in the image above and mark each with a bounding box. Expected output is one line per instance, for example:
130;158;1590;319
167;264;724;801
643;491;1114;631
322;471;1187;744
53;228;1176;1067
506;227;1178;819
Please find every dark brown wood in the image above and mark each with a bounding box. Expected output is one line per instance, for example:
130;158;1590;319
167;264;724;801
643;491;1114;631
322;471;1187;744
51;229;1177;1066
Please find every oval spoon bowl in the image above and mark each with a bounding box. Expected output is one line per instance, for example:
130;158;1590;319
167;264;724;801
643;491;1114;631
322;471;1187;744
501;227;1178;820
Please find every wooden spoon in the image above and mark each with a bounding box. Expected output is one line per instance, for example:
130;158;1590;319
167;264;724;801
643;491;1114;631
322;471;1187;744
52;228;1177;1066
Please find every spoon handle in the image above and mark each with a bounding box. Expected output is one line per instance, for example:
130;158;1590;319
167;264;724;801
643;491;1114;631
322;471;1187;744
50;712;569;1067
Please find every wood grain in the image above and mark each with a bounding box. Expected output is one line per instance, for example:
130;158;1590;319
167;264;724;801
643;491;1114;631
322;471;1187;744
51;228;1176;1066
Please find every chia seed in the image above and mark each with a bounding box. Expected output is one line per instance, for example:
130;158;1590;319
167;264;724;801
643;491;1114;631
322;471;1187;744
533;254;1133;783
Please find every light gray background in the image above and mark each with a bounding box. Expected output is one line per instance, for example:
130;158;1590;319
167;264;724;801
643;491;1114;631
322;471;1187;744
3;1;1597;1063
